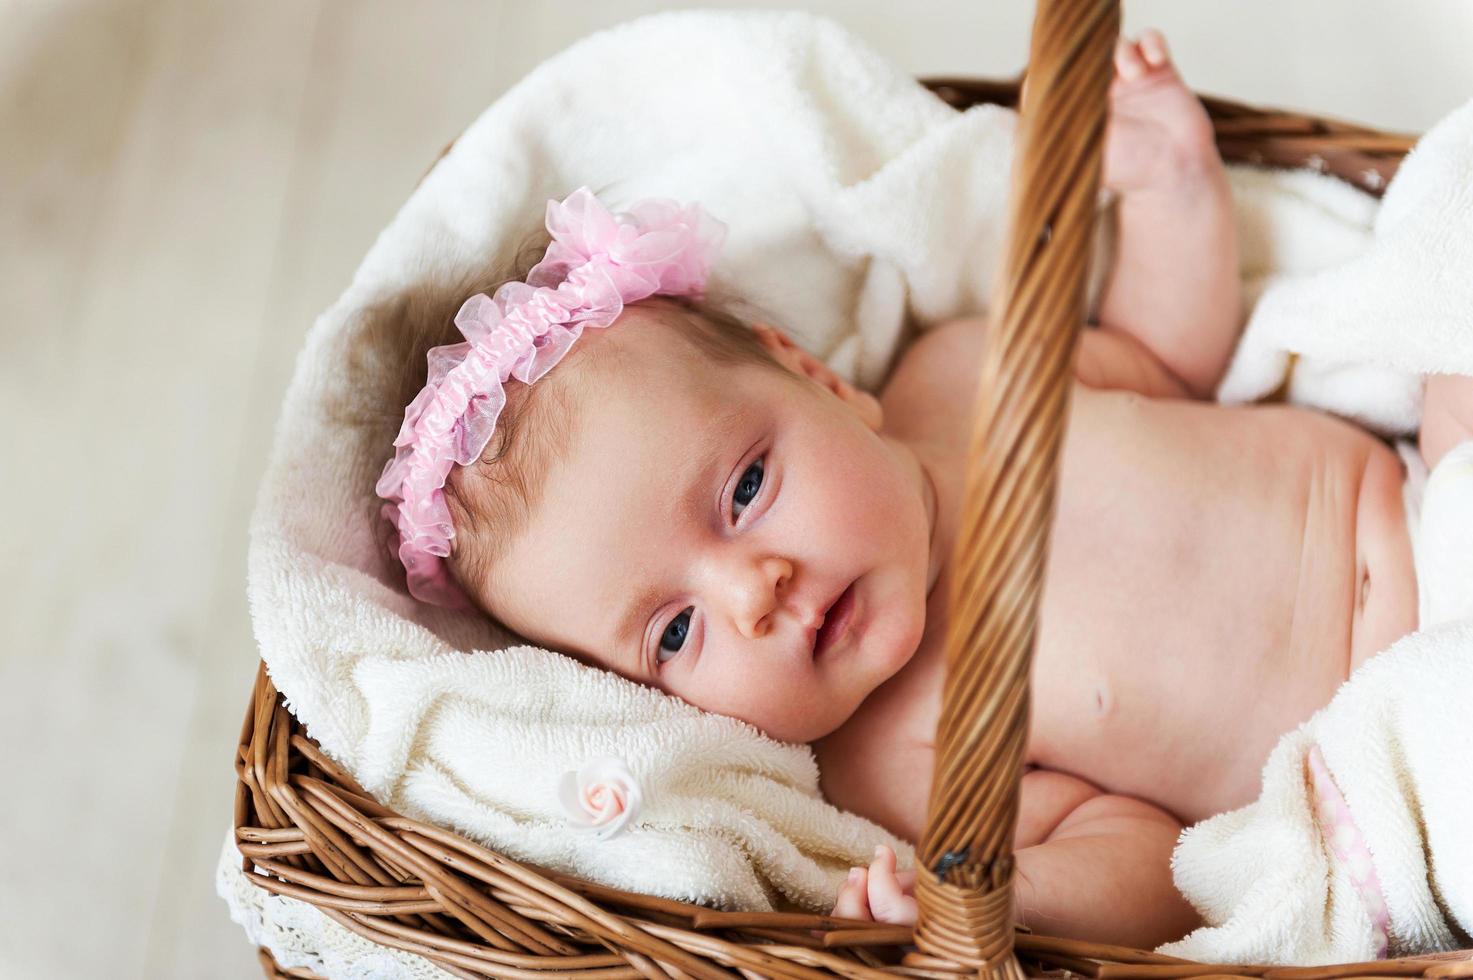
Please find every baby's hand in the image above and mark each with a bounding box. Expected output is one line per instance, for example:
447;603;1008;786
831;844;918;926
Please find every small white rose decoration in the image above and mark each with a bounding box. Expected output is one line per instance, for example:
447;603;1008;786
558;756;642;839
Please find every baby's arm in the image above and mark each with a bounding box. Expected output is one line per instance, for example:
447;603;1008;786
1013;791;1198;950
832;772;1198;951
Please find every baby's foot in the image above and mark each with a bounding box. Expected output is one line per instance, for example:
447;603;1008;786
1104;30;1219;195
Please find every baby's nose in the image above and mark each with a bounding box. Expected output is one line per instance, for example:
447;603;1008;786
731;555;794;639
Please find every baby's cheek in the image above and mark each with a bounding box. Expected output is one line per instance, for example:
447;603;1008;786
745;673;849;742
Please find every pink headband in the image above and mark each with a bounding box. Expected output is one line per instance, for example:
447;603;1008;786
375;186;728;609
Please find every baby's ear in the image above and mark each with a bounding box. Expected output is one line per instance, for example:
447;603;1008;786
751;323;883;432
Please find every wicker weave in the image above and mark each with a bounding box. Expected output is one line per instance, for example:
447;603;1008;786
235;2;1455;977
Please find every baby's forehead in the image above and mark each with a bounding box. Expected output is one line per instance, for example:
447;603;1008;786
552;308;775;478
478;311;745;554
487;331;749;632
573;356;736;455
593;301;705;358
573;307;736;411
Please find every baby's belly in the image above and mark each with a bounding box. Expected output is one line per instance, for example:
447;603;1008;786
1028;390;1417;824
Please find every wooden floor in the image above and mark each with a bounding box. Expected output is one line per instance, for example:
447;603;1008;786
2;1;1469;976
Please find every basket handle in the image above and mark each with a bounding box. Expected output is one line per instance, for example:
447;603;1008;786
910;0;1117;974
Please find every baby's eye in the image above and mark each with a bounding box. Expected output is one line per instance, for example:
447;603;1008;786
732;457;765;521
657;607;693;662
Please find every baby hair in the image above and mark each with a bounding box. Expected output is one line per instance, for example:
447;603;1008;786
339;205;795;630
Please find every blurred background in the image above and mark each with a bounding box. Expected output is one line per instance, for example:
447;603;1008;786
2;1;1470;976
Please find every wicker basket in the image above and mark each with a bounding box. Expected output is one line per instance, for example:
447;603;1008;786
234;2;1454;977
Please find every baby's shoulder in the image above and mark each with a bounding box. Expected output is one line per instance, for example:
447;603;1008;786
879;318;988;444
883;317;987;400
882;316;1192;423
815;710;936;844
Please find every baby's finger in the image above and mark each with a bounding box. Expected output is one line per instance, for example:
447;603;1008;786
867;846;919;925
832;868;872;921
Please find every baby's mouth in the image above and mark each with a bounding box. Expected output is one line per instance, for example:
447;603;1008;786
814;579;858;658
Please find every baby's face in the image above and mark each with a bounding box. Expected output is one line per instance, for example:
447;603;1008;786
486;313;936;743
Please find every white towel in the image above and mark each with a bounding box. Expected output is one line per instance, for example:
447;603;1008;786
217;9;1417;976
1219;97;1473;433
1158;619;1473;965
1160;95;1473;965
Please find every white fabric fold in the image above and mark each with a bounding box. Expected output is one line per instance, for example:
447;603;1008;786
1218;97;1473;433
1160;609;1473;964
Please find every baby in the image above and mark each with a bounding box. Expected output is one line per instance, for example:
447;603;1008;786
374;31;1473;952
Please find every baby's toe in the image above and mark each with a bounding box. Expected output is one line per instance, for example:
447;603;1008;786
1138;29;1169;69
1114;36;1147;82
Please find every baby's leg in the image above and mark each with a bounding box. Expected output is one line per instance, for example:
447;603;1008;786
1096;31;1241;399
1421;373;1473;470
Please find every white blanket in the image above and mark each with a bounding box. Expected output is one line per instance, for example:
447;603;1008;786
1160;631;1473;965
1220;98;1473;433
1160;97;1473;965
216;9;1447;976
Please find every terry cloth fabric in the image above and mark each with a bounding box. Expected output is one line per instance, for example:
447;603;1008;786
1159;567;1473;964
1218;97;1473;434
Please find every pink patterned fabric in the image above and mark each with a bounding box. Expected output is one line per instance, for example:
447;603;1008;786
375;186;727;608
1307;743;1391;958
